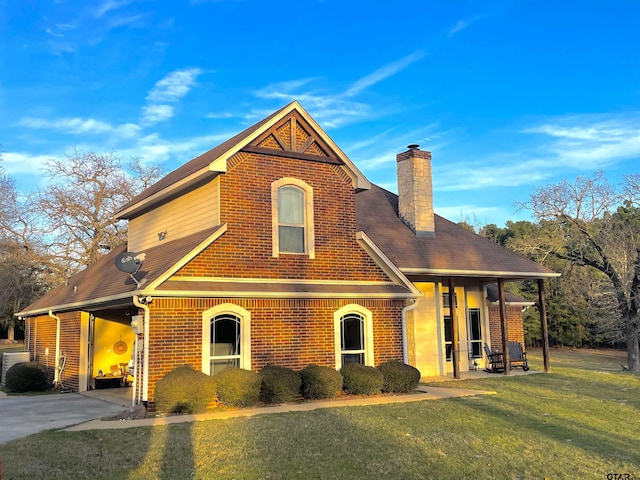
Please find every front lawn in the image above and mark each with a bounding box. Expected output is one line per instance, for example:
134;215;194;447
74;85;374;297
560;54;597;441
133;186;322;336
1;348;638;479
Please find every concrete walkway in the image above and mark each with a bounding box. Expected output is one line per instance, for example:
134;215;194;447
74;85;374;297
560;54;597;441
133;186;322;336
0;376;508;443
0;389;129;444
64;385;496;433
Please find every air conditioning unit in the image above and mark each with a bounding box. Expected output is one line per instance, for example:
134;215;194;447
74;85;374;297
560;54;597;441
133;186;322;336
1;352;30;387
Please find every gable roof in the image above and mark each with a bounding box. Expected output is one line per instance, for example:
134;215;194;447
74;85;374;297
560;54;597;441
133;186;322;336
117;101;370;219
356;184;558;280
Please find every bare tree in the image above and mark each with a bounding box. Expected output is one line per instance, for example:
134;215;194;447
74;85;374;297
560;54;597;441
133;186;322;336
1;150;163;285
0;240;47;340
0;158;47;339
519;171;640;371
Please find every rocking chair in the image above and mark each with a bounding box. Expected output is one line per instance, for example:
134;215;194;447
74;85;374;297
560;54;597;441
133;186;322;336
483;343;505;373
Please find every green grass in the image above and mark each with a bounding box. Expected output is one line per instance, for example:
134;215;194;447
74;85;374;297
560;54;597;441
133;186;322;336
1;348;639;479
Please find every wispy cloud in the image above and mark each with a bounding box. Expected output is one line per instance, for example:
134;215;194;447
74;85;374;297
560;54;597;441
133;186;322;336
45;28;65;38
254;81;371;128
430;113;640;193
118;132;232;164
344;51;425;97
44;23;75;38
447;14;485;37
141;105;175;124
20;117;113;135
434;156;553;192
205;112;235;119
354;123;449;171
146;68;203;103
93;0;133;19
254;51;425;129
523;113;640;169
141;68;203;125
0;152;58;176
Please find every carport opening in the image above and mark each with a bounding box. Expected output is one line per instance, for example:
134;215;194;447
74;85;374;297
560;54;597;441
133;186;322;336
89;313;136;391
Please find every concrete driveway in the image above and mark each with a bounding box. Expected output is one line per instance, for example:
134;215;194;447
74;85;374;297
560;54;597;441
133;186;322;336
0;389;129;444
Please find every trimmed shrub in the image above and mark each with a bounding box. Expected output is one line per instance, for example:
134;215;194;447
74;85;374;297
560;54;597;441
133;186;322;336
216;367;261;407
300;364;342;399
5;362;49;393
340;362;383;395
154;365;217;414
259;364;301;404
378;361;421;393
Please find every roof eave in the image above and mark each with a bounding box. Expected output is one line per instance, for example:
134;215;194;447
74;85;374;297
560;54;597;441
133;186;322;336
116;166;219;219
16;291;138;318
400;268;560;279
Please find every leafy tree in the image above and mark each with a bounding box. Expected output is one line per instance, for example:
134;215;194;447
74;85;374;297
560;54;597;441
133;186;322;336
518;171;640;371
456;221;476;232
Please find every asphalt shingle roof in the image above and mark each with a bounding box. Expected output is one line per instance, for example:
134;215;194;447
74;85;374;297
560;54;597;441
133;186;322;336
356;184;556;278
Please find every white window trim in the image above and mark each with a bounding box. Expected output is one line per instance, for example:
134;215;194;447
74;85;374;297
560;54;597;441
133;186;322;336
201;303;251;374
272;177;315;259
334;304;374;369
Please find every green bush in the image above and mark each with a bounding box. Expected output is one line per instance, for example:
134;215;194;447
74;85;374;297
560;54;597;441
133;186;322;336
5;362;49;393
340;362;383;395
216;367;261;407
154;365;217;414
259;364;301;404
300;364;342;399
377;360;421;393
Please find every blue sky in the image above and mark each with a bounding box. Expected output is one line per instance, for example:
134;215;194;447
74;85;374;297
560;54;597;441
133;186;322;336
1;0;639;227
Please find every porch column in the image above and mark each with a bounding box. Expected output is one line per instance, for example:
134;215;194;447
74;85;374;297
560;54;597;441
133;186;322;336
448;277;460;379
538;279;551;372
497;278;511;375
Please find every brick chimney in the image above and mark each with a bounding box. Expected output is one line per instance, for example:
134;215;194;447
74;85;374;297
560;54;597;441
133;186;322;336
396;144;435;237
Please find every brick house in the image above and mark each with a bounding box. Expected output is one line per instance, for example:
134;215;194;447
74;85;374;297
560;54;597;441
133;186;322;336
18;101;557;405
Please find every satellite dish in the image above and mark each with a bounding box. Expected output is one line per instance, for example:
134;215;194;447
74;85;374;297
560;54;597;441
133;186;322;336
115;252;146;274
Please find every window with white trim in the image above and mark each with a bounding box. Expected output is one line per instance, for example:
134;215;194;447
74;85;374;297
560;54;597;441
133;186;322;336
202;304;251;375
467;308;483;359
334;304;374;369
210;314;241;374
272;178;315;258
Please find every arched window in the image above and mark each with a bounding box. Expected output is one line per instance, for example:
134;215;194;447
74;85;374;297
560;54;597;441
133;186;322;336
334;304;374;369
340;313;365;366
272;178;315;258
202;304;251;375
210;314;241;374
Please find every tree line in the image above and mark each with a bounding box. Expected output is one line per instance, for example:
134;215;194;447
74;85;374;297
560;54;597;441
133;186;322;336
1;150;638;370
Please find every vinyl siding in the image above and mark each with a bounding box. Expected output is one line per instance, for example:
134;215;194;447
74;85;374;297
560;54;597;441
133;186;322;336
128;177;220;253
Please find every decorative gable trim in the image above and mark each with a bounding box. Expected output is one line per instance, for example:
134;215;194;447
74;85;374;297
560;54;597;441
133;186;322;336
118;102;371;218
248;110;340;163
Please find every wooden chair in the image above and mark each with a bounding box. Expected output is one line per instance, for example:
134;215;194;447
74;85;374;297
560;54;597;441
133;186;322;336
507;341;529;371
483;343;504;373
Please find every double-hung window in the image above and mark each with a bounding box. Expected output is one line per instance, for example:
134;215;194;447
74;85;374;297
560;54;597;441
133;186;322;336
278;186;305;253
272;178;315;258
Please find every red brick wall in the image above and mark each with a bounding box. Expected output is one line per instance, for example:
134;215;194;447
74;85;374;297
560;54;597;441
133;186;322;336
177;153;389;282
26;315;56;382
146;297;406;403
24;311;81;390
488;305;525;347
